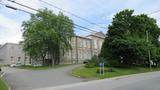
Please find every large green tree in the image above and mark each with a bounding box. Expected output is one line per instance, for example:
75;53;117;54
22;9;74;65
100;9;160;67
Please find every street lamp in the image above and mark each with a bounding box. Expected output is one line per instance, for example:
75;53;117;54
0;1;33;14
5;5;17;10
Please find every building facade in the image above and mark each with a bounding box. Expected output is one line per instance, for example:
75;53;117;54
0;43;30;65
62;32;105;64
0;32;105;65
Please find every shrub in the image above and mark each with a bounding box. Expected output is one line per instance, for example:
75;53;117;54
84;55;109;68
96;68;114;73
107;68;114;72
85;63;96;68
96;68;108;73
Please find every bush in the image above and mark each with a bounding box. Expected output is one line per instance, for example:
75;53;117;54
83;55;108;68
85;63;96;68
96;68;114;73
96;68;107;73
107;68;115;72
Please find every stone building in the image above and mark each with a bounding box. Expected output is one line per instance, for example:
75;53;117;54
62;32;105;64
0;43;30;65
0;32;105;65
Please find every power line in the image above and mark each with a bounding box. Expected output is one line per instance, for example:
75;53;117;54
4;0;99;33
7;0;38;12
39;0;107;29
74;26;93;33
7;0;97;32
0;1;32;14
0;4;95;35
148;10;160;15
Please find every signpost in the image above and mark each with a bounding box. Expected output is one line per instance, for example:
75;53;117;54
99;62;105;75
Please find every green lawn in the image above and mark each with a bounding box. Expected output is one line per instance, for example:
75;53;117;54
20;64;72;70
72;66;160;79
0;78;8;90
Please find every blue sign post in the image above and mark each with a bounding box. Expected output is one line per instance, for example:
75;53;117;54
99;62;105;75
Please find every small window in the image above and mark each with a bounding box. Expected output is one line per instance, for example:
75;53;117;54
18;57;21;61
11;56;13;60
11;46;14;49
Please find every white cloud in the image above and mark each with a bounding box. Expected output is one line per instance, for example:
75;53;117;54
1;0;160;44
0;14;22;44
0;0;41;44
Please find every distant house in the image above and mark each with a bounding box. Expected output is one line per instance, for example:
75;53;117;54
0;32;105;65
0;43;30;65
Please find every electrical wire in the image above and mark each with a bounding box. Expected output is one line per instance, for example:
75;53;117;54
39;0;107;29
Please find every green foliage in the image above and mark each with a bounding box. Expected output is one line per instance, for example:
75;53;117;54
20;64;71;70
0;78;8;90
100;9;160;67
96;68;114;73
72;66;160;79
84;55;107;68
85;63;96;68
22;8;74;65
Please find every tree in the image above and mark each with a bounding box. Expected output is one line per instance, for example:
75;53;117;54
100;9;160;67
22;8;74;66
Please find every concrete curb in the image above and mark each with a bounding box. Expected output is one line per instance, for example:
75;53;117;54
104;70;160;80
0;72;11;90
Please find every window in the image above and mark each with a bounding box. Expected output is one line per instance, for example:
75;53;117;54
99;41;102;49
79;50;82;59
18;57;21;61
79;41;83;47
94;40;97;49
25;57;28;60
11;56;14;63
19;46;21;49
0;59;3;61
11;56;13;61
71;38;76;46
83;40;86;47
11;46;14;49
87;41;91;48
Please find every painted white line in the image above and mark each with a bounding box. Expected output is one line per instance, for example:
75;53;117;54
0;72;5;78
0;72;11;90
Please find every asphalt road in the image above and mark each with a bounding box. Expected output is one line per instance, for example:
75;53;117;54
34;71;160;90
2;65;86;90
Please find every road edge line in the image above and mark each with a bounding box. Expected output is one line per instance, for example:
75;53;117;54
0;72;11;90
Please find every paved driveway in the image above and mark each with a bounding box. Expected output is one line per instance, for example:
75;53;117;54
2;65;86;90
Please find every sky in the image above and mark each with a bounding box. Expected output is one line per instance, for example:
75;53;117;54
0;0;160;44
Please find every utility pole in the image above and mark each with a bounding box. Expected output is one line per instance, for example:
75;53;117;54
75;36;79;64
146;30;152;71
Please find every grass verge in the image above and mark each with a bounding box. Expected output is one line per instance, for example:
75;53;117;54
72;66;160;79
20;64;72;70
0;77;8;90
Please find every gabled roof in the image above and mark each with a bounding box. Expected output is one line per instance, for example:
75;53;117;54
76;35;92;40
0;43;19;50
87;31;106;39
